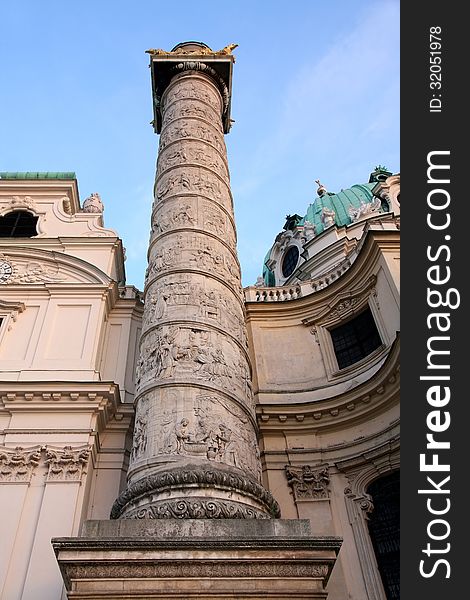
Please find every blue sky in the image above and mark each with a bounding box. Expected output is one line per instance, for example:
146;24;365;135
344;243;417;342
1;0;399;289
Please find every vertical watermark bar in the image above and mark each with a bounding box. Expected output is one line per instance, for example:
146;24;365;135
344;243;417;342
402;3;466;598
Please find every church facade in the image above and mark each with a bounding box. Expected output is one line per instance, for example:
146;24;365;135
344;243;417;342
0;42;399;600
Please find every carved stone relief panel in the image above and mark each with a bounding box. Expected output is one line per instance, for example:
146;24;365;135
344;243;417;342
285;464;330;500
136;324;253;405
142;274;245;339
0;256;67;285
159;119;226;156
156;140;229;179
131;397;149;462
151;195;236;248
155;167;231;212
132;388;260;481
145;232;240;292
1;195;38;214
163;99;223;132
163;79;222;115
202;201;236;248
151;196;197;235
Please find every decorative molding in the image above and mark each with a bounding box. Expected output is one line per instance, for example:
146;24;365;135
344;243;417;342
0;446;42;482
1;195;38;215
3;260;67;285
0;299;25;332
285;464;330;500
65;560;330;580
302;275;377;326
45;445;91;482
111;465;281;519
126;498;270;520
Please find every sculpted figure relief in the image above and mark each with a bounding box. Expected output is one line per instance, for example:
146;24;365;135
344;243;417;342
163;100;221;129
157;142;228;178
152;201;195;234
147;393;258;478
131;404;149;461
138;325;250;402
146;234;239;292
163;81;222;113
159;120;226;154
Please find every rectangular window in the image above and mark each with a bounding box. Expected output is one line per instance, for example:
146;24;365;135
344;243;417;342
330;308;382;369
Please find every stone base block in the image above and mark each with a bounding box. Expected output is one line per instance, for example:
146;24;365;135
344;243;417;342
53;519;341;599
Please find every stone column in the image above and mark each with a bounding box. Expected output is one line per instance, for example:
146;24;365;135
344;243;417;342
112;42;279;520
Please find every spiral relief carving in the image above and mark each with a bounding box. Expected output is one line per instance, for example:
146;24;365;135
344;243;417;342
116;62;277;520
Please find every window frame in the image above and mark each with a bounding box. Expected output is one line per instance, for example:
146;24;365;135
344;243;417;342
329;306;383;370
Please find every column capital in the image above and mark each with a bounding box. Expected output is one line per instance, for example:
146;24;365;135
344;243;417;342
148;41;235;134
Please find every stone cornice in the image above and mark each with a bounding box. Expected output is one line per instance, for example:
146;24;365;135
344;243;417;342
256;334;399;432
0;382;121;418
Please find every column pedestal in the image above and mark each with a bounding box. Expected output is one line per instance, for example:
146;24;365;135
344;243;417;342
53;519;341;599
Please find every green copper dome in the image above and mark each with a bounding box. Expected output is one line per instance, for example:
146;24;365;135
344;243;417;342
302;182;377;234
261;167;393;286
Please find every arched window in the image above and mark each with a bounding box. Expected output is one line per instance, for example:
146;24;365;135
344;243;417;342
367;471;400;599
0;211;38;237
282;246;299;278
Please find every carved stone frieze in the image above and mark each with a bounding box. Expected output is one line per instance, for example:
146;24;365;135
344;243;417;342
151;199;196;234
155;168;231;210
127;498;269;520
0;257;67;285
0;446;41;482
285;464;330;500
163;100;223;131
159;119;226;156
163;80;222;113
124;66;272;519
145;233;240;291
130;390;259;480
131;399;149;462
137;325;250;399
66;560;329;580
157;140;228;178
142;277;244;339
111;465;280;519
45;445;91;482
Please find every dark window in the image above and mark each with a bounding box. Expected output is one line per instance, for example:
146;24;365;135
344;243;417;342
381;197;390;212
330;307;382;369
282;246;299;278
367;471;400;600
0;211;38;237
